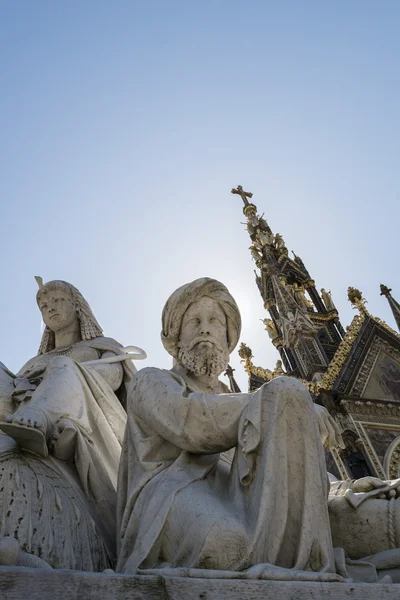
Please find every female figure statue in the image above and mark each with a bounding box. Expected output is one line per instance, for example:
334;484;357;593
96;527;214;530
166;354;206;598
0;278;137;571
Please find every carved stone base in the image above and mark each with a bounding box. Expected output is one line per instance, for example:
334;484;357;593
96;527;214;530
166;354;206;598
1;567;400;600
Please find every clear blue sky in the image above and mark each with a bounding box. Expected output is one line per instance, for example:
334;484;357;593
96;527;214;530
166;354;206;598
1;1;399;390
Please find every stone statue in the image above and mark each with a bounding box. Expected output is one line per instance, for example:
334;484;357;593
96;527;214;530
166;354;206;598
256;230;272;247
0;278;142;571
258;216;269;230
117;277;347;580
293;283;314;311
262;318;278;340
247;212;259;229
273;359;285;376
274;233;288;255
249;245;262;266
278;275;292;294
321;288;336;312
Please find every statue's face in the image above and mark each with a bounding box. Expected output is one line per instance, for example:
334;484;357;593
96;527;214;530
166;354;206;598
179;297;228;353
178;297;229;377
39;290;78;333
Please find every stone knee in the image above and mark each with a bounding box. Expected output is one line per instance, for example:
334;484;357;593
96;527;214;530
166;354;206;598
46;355;75;372
198;517;248;570
263;376;314;412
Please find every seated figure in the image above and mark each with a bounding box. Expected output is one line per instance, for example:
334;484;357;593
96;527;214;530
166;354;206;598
0;278;138;571
117;277;400;583
117;278;345;579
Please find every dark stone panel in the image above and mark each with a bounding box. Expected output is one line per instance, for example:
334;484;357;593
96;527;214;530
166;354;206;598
364;427;400;464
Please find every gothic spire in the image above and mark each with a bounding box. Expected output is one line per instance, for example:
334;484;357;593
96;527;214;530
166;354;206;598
380;284;400;331
233;184;344;378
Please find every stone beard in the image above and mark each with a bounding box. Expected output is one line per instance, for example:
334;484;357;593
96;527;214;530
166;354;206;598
178;336;229;377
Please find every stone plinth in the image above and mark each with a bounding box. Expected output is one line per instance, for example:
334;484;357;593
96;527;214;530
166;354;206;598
1;567;400;600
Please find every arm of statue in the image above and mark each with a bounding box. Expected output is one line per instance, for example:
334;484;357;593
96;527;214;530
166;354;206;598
85;351;124;391
329;477;400;508
130;367;249;454
313;404;345;449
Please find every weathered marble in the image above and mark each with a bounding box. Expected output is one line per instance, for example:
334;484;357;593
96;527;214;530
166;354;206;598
117;278;344;579
0;278;145;571
1;566;400;600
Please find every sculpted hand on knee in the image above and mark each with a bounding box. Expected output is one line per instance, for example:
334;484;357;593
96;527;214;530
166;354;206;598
0;277;144;571
117;278;342;580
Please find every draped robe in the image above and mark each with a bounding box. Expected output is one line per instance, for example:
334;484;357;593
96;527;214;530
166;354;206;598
117;365;336;576
0;337;132;570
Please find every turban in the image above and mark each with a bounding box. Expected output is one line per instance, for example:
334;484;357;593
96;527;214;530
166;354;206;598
161;277;241;358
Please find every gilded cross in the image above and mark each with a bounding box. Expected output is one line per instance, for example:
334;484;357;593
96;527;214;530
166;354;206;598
231;185;253;207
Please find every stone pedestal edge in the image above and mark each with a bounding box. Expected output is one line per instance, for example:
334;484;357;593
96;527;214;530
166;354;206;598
1;566;400;600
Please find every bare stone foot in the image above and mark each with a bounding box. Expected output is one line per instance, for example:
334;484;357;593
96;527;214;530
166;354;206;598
0;407;49;457
6;407;48;434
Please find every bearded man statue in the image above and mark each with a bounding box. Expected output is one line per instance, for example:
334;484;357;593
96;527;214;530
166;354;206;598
0;278;138;571
117;278;348;581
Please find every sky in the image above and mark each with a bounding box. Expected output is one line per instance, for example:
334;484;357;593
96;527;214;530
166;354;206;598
0;1;399;391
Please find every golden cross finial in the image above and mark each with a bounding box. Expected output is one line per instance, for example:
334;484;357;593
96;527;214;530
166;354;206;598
231;185;253;207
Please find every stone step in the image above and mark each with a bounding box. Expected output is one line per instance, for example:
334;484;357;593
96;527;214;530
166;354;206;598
1;567;400;600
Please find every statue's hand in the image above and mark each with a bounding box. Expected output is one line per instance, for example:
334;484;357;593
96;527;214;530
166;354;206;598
22;364;47;383
350;477;387;494
11;377;37;403
49;418;77;461
313;404;345;450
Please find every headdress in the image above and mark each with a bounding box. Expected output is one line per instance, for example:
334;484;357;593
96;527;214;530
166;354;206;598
161;277;241;358
35;276;103;354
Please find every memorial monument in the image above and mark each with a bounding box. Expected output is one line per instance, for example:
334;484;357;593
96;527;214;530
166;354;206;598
3;274;400;598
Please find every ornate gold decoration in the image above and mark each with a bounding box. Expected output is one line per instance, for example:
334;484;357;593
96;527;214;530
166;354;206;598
238;342;254;375
250;365;274;381
347;286;368;314
309;313;366;394
238;315;366;394
369;314;400;340
264;300;276;310
304;279;316;288
238;343;277;382
244;275;400;397
243;204;257;217
272;336;284;348
347;286;400;341
309;311;339;322
250;315;365;396
241;311;366;395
